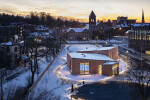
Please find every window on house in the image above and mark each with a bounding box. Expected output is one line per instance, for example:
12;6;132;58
109;52;113;58
80;63;89;74
15;47;17;52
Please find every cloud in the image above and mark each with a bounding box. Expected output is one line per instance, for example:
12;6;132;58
0;0;150;22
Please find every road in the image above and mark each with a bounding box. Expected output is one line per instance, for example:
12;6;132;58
118;46;150;69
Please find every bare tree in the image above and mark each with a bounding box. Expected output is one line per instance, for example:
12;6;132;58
25;37;39;85
126;61;150;100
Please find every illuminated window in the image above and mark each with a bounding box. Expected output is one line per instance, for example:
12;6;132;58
109;52;112;58
80;63;89;74
98;65;102;75
112;65;118;75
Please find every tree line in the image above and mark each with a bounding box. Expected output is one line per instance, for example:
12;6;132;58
0;12;80;28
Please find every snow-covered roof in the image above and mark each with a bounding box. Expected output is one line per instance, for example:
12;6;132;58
5;42;12;45
113;23;129;28
78;46;117;52
67;28;85;33
35;25;49;30
1;41;18;46
103;62;118;65
68;53;115;61
20;41;24;46
83;24;89;30
120;22;129;27
132;23;150;27
96;22;100;26
73;28;84;32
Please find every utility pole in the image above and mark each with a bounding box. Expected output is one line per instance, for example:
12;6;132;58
0;68;3;100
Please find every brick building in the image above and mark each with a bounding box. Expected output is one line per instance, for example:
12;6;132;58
67;46;119;76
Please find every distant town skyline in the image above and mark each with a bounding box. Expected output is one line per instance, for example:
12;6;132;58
0;0;150;22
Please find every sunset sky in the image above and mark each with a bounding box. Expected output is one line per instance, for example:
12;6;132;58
0;0;150;22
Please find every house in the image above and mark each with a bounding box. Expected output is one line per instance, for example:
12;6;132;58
1;41;20;67
67;46;119;76
67;28;89;41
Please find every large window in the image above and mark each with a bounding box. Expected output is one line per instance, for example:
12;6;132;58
80;63;89;74
112;65;118;75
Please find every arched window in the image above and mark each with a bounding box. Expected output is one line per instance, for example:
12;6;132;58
6;47;10;52
15;47;17;52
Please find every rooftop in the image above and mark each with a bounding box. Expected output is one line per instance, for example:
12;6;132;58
103;62;118;65
78;46;117;52
68;53;115;61
132;23;150;27
67;28;86;33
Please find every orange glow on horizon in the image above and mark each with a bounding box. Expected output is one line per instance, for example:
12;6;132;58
1;0;150;23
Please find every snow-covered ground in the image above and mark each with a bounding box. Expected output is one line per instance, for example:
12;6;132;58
2;56;53;100
27;44;128;100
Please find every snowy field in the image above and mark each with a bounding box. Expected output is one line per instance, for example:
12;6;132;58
2;56;53;100
27;44;128;100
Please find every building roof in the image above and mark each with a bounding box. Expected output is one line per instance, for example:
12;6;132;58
132;23;150;27
68;53;115;61
78;46;117;52
3;41;18;46
83;24;89;30
89;10;96;18
103;62;118;65
67;28;86;33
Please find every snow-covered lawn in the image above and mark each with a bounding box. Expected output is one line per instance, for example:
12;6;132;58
2;56;53;99
27;44;128;100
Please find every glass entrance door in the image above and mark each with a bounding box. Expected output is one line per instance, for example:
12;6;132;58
98;65;102;75
112;65;118;75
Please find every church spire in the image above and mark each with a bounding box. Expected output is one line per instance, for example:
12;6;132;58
142;8;145;24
